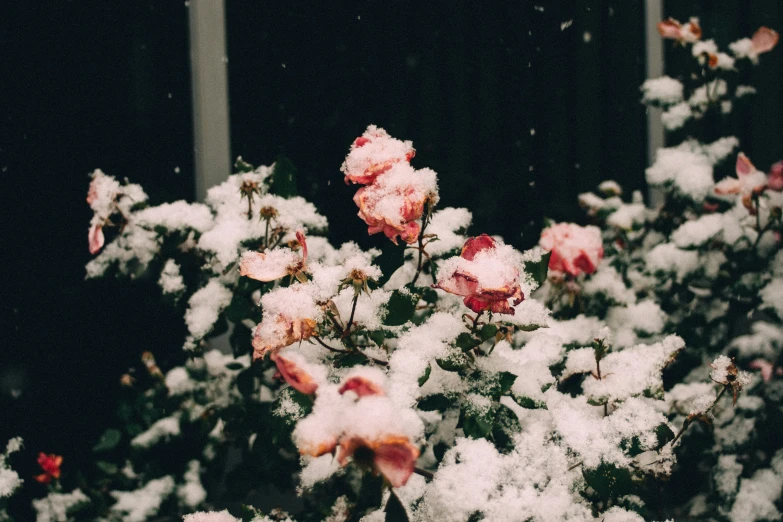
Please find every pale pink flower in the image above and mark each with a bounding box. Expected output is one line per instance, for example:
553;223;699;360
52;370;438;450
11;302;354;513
353;163;437;245
657;17;702;44
88;223;105;255
434;234;524;315
341;125;415;185
749;359;782;383
539;223;604;277
252;314;317;360
336;435;420;488
714;153;767;196
239;230;308;282
272;353;320;395
752;26;779;55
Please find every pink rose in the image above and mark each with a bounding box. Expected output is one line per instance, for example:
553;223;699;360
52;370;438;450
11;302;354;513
539;223;603;277
341;125;415;185
352;163;437;245
434;234;524;315
657;17;702;44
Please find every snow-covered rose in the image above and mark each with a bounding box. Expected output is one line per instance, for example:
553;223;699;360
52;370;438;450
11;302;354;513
239;230;308;282
539;222;604;277
353;162;437;245
336;435;419;488
341;125;415;185
252;314;317;360
434;234;524;315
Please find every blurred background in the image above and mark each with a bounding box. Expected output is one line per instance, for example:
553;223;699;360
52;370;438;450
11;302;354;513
0;0;781;499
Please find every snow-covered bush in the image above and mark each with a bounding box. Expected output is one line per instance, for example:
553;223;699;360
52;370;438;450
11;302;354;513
560;17;783;521
18;15;776;522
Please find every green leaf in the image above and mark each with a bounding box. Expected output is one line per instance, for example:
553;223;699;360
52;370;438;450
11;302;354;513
385;489;410;522
418;364;432;386
236;368;256;397
229;322;254;358
417;394;454;412
511;395;547;410
225;362;245;371
375;243;406;287
492;404;522;453
455;332;480;351
497;372;517;396
523;251;551;288
92;429;122;452
517;323;543;332
334;352;367;368
369;330;387;348
582;463;634;498
460;404;495;439
654;423;675;448
383;289;418;326
436;350;471;372
479;324;498;341
95;460;118;475
269;155;297;198
225;293;253;323
421;288;439;304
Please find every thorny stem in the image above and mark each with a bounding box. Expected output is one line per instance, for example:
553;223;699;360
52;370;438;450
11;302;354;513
414;467;434;480
410;220;430;287
247;197;253;221
666;386;728;449
472;311;484;333
313;336;350;355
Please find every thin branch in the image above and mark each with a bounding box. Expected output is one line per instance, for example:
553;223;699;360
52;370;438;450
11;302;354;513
414;467;434;480
667;386;728;449
313;336;350;354
567;460;584;471
410;211;431;287
344;294;359;338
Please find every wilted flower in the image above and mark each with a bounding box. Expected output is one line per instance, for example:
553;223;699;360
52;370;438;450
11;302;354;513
252;314;318;360
34;452;62;484
240;230;308;282
434;234;524;315
710;355;752;405
336;435;419;488
657;17;702;44
341;125;415;185
539;223;604;277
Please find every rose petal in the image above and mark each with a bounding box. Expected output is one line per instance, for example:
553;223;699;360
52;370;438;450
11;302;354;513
295;229;308;266
768;161;783;191
752;26;779;55
88;223;104;255
371;437;420;488
657;19;682;40
239;250;296;282
461;234;496;260
272;354;319;395
736;152;756;177
339;376;385;398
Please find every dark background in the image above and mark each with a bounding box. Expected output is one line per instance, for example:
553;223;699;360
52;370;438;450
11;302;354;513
0;0;780;504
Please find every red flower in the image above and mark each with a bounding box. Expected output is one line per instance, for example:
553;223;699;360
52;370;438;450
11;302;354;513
434;234;524;315
35;452;62;484
341;125;415;185
539;223;603;277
